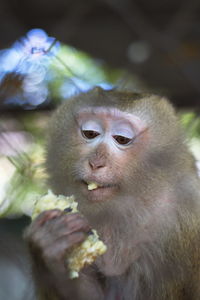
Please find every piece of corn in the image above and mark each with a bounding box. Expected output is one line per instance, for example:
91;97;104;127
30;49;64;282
87;182;99;191
32;190;107;279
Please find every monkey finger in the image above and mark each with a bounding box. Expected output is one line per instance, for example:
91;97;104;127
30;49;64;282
25;209;63;238
46;213;91;239
24;211;64;248
24;209;62;238
24;212;90;250
42;232;87;267
24;223;56;251
48;222;91;245
34;209;63;226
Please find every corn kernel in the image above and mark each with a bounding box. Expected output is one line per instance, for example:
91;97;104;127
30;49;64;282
88;183;98;190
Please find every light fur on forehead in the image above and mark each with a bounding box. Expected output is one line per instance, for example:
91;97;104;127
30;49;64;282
76;106;147;132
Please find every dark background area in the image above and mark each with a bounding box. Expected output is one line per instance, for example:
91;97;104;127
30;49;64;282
0;0;200;109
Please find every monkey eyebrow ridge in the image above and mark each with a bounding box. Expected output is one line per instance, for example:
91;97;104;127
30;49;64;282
77;106;136;120
76;107;147;133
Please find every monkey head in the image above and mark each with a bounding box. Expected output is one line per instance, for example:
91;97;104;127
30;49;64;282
46;87;194;214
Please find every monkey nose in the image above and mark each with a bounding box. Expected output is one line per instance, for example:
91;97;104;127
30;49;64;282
89;159;105;170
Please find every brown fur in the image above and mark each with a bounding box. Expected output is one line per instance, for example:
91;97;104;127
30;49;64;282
26;87;200;299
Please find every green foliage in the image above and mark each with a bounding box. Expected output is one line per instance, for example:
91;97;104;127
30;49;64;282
180;112;200;138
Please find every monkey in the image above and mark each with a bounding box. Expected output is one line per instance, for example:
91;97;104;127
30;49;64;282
24;87;200;300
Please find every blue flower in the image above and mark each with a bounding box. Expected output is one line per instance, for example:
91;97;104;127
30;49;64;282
14;28;60;60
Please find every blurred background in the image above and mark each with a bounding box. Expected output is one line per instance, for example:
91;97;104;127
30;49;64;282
0;0;200;298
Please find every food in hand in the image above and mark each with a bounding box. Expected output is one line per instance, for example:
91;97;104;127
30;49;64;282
32;190;107;278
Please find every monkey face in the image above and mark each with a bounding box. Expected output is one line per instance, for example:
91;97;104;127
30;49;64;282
68;106;149;203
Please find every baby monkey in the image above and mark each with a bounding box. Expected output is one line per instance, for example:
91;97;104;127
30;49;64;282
25;87;200;300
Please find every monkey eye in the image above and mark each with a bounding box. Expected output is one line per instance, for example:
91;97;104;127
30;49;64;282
113;135;132;145
82;130;100;140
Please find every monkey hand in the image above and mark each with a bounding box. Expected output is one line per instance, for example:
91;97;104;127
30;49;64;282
27;190;107;279
24;210;91;277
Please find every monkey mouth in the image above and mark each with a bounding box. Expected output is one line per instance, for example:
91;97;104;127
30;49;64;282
82;181;115;190
81;180;118;202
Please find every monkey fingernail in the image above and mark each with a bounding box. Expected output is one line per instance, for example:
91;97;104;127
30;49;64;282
87;230;94;236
